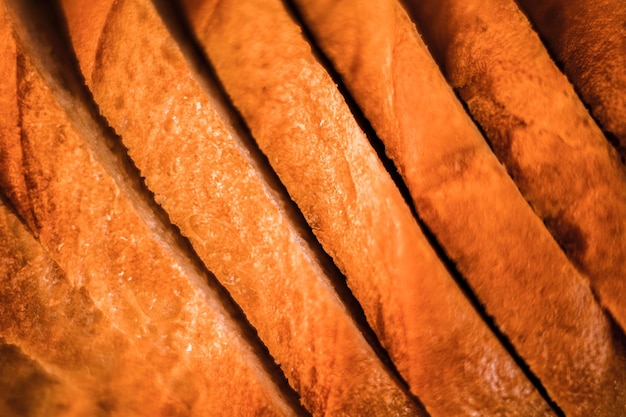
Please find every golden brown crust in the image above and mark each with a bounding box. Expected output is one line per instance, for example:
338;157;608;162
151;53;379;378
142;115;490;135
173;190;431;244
5;0;625;413
183;0;554;415
0;339;95;417
59;0;420;415
1;8;298;416
0;202;175;416
293;0;626;415
58;0;114;84
517;0;626;157
0;10;35;231
405;0;626;358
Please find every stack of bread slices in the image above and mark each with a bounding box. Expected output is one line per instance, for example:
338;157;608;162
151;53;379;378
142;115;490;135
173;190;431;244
1;0;625;415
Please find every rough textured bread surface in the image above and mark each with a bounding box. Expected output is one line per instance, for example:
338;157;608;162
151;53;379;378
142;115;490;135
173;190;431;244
0;201;172;416
293;0;626;414
59;0;420;415
0;7;299;416
404;0;626;338
0;339;95;417
517;0;626;159
181;0;554;416
3;0;626;414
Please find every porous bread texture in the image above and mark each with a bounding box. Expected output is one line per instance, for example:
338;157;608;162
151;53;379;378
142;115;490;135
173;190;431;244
183;0;555;415
59;0;422;415
297;0;626;414
406;0;626;338
0;8;298;416
0;202;173;416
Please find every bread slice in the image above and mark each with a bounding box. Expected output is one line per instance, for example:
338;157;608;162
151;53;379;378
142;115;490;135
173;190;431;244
0;6;302;416
517;0;626;160
404;0;626;338
293;0;626;414
179;0;556;415
0;200;174;415
58;0;422;414
0;338;95;417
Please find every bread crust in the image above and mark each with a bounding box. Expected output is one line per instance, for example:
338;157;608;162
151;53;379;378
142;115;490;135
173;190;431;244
5;0;625;413
0;338;96;417
293;0;626;414
517;0;626;159
0;8;299;416
404;0;626;340
59;0;422;415
0;201;174;416
181;0;555;415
